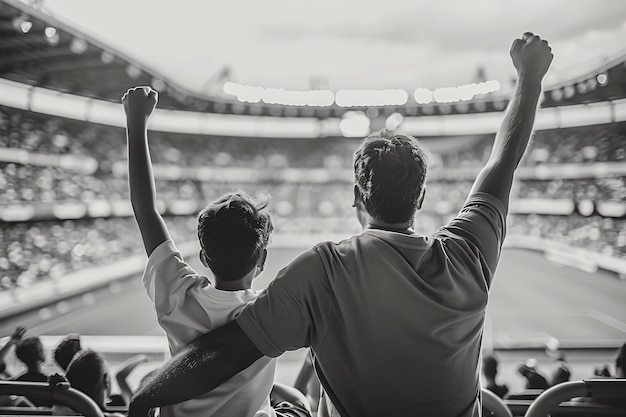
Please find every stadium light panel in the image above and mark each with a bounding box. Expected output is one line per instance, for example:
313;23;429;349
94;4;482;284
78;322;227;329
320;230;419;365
335;89;408;107
413;88;434;104
597;73;608;85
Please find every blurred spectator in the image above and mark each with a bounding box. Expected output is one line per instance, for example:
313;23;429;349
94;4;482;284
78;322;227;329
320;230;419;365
518;360;550;390
10;336;50;407
482;354;509;399
0;325;26;379
54;349;124;417
53;334;82;372
550;355;571;386
113;354;149;406
11;337;47;383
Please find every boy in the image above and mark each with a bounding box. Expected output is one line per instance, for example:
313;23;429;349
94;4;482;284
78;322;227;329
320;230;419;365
122;87;309;417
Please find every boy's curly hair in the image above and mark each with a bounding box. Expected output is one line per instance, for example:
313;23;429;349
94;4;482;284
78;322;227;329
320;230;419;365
198;191;273;281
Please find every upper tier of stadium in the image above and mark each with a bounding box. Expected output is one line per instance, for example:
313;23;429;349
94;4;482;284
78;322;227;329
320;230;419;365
1;0;626;134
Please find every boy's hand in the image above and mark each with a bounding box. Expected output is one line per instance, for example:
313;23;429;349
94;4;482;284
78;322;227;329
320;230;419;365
510;32;553;83
122;86;158;125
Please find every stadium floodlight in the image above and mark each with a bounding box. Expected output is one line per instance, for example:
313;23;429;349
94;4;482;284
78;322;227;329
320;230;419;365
70;37;88;54
563;85;576;99
44;27;60;45
44;26;56;37
101;51;115;64
12;14;32;33
385;112;404;130
151;78;167;92
339;111;370;137
126;64;142;79
551;89;563;102
597;73;608;86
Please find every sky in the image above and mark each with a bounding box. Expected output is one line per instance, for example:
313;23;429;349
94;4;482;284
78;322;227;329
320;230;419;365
41;0;626;94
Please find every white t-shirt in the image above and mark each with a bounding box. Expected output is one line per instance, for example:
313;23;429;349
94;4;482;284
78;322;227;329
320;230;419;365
142;240;276;417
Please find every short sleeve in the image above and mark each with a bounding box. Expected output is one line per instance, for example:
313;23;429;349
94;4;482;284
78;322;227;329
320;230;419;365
435;192;507;284
142;240;206;317
236;248;333;358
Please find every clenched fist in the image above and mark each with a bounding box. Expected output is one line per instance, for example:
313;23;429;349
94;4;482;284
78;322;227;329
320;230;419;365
122;86;158;124
510;32;553;83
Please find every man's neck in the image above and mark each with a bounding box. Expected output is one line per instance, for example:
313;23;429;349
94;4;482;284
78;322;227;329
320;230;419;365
365;220;414;235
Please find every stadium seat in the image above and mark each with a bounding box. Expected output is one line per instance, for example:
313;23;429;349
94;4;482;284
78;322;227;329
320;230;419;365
482;387;513;417
0;380;104;417
523;379;626;417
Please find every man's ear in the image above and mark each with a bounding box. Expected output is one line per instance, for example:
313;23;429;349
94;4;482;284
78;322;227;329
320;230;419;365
353;184;362;209
416;186;426;211
199;250;208;267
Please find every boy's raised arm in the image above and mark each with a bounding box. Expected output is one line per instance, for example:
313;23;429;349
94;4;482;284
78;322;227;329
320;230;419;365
122;86;171;256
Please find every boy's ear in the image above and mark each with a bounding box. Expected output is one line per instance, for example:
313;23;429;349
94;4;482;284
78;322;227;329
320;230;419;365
258;249;268;272
416;186;426;211
199;250;208;267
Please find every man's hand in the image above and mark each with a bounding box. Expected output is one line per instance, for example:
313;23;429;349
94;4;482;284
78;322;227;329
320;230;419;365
9;325;26;343
122;86;158;125
510;32;553;83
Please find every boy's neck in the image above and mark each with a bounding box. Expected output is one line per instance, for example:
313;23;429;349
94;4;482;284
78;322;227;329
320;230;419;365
214;275;253;291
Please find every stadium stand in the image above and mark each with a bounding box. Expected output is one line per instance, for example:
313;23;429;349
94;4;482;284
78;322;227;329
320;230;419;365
1;0;626;415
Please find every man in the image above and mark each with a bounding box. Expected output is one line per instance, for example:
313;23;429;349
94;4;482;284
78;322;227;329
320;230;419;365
129;33;553;417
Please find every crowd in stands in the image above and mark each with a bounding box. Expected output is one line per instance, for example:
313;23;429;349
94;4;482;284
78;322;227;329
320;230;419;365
508;214;626;257
2;324;624;414
1;104;625;292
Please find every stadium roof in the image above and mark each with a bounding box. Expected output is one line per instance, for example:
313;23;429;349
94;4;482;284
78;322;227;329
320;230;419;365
1;0;626;119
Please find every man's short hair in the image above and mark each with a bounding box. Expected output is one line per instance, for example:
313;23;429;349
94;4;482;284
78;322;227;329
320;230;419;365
197;191;273;281
54;334;82;371
65;349;107;403
354;130;429;224
15;337;44;365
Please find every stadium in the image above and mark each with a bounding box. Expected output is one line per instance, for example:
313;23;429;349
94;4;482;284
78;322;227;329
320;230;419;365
0;0;625;416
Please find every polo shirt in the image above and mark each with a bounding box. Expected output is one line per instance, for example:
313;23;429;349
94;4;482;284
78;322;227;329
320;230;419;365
237;192;506;417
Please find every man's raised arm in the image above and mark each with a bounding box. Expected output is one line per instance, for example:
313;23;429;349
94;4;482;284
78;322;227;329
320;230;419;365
469;33;553;209
122;86;171;256
128;320;263;416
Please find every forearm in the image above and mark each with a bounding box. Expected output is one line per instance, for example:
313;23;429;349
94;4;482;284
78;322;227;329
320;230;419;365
488;77;542;168
127;121;158;213
130;321;262;413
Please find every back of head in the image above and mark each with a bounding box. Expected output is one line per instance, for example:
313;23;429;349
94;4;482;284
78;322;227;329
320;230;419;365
15;337;44;367
353;130;429;224
54;334;82;371
198;191;273;281
65;349;107;406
